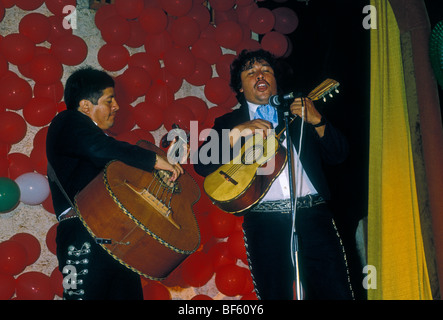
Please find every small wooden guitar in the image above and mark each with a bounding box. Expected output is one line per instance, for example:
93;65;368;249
203;79;340;215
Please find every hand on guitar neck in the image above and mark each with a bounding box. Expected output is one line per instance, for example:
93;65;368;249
289;97;326;138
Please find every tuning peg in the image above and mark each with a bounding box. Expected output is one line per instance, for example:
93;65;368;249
335;88;339;93
323;97;327;102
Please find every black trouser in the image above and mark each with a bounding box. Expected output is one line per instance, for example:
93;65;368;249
242;203;354;300
56;218;143;300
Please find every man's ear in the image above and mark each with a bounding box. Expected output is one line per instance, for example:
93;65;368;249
78;99;92;115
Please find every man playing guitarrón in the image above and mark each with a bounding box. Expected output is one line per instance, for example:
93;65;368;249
46;67;183;300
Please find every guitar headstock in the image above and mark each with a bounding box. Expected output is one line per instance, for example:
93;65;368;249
307;79;340;102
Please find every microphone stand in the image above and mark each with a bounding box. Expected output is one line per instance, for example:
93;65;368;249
282;104;303;300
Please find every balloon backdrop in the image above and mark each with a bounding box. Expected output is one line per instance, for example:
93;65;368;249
0;0;299;300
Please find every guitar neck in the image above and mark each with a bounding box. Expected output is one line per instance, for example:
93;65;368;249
275;78;340;139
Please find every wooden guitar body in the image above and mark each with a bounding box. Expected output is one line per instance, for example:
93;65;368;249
74;140;200;280
204;133;287;215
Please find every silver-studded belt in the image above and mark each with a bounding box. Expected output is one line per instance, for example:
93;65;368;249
250;194;325;214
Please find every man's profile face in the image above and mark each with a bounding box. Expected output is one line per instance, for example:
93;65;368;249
239;59;278;105
84;87;119;130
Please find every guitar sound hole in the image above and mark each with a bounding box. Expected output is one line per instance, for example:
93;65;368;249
154;170;181;193
241;145;263;165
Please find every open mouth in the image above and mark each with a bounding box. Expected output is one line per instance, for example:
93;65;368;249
255;80;269;92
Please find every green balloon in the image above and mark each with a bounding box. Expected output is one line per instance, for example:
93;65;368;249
0;177;21;213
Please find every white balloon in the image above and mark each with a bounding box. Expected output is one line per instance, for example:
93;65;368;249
15;172;50;205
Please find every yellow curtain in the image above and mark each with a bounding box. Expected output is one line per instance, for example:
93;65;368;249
367;0;432;299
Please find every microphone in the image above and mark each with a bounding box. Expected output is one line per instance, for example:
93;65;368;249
269;92;302;108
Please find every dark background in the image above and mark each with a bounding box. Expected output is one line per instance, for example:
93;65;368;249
257;0;442;299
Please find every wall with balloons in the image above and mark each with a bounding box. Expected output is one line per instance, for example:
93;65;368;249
0;0;298;300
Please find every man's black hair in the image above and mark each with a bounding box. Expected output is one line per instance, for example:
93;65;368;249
64;66;115;110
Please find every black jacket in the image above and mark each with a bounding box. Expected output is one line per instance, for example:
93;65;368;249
46;110;156;219
193;102;349;201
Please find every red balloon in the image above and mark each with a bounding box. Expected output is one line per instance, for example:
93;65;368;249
163;46;196;78
170;16;200;47
158;67;182;94
19;13;50;44
7;153;33;180
261;31;288;58
237;0;254;6
120;67;152;99
45;0;77;16
215;264;247;297
50;34;88;66
45;223;57;255
128;52;161;79
0;75;32;110
0;33;35;65
10;233;41;266
100;15;131;45
159;0;192;17
30;144;47;175
23;97;58;127
186;3;210;31
139;7;168;34
47;15;72;43
115;128;155;145
215;21;243;50
144;30;172;60
125;20;146;48
227;230;248;264
273;7;299;35
215;54;236;80
176;96;208;125
142;279;171;300
191;38;222;65
0;111;27;145
248;7;275;35
0;240;28;276
236;37;261;54
98;44;130;71
208;241;237;271
16;272;54;300
15;0;44;11
184;58;212;87
163;101;195;132
209;0;235;11
0;273;15;300
145;82;174;109
33;81;64;102
214;7;237;25
236;2;258;23
191;294;213;300
209;209;237;238
95;3;117;30
115;0;144;19
42;192;55;214
29;53;63;85
181;251;214;287
133;101;164;131
49;267;63;298
204;77;232;105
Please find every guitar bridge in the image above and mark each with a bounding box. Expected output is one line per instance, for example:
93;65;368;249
219;170;238;185
123;180;181;229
